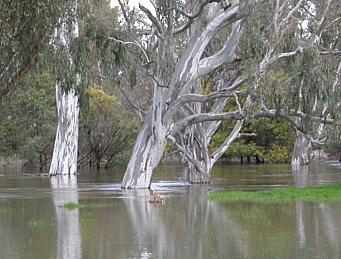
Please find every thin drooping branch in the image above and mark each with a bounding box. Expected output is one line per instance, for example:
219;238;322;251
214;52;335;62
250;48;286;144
117;83;146;121
108;37;151;64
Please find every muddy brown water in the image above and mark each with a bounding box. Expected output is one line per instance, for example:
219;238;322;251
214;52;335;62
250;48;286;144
1;161;341;259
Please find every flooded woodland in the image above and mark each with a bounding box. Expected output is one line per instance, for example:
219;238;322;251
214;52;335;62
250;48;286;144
1;0;341;258
1;162;341;259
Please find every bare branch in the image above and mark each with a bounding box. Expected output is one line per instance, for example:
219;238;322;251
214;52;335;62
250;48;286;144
108;37;151;64
332;60;341;93
211;120;243;163
167;135;206;175
279;0;304;31
172;111;243;135
139;4;163;35
166;77;246;120
173;0;222;35
117;83;146;122
198;20;243;76
117;0;131;31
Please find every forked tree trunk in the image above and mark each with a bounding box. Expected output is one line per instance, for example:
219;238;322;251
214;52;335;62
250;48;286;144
122;4;242;189
49;86;80;176
291;131;313;167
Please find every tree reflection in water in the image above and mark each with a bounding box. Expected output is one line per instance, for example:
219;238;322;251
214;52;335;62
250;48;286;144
51;176;81;259
123;186;247;259
293;166;341;257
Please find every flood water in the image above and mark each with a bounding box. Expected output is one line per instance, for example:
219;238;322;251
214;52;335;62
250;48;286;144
1;161;341;259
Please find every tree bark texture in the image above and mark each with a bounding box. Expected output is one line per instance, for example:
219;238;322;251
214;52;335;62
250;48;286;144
291;131;313;167
49;0;80;177
122;3;242;188
50;86;80;176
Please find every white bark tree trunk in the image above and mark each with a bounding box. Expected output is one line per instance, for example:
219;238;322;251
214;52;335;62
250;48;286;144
49;86;80;176
291;131;313;167
49;0;80;177
121;117;167;188
121;3;242;188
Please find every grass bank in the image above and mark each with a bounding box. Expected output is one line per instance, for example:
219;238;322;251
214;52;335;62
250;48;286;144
209;185;341;203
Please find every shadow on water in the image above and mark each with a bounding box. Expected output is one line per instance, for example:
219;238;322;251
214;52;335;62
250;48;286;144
0;162;341;258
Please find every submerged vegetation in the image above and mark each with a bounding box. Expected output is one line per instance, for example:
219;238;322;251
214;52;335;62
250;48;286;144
209;185;341;203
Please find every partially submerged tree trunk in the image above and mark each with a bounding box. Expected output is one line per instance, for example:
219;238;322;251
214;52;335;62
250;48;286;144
291;131;313;167
121;115;167;188
49;85;80;176
121;3;243;188
49;0;80;177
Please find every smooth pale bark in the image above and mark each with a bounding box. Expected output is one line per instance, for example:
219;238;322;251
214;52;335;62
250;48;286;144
51;176;81;259
49;86;80;176
49;0;80;177
292;131;313;167
122;4;242;189
121;114;167;188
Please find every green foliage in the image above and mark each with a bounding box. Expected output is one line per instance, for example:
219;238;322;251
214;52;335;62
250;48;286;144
81;85;139;167
266;145;290;163
209;185;341;203
212;118;294;163
0;68;56;164
0;0;69;96
85;86;116;114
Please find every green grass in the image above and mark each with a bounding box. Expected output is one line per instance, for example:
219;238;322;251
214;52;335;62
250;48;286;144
63;202;85;210
63;202;112;210
209;185;341;203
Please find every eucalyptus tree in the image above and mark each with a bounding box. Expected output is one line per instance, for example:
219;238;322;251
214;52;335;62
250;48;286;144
173;0;330;182
256;0;341;167
117;0;340;188
49;0;82;176
119;0;245;188
49;0;124;176
0;0;68;98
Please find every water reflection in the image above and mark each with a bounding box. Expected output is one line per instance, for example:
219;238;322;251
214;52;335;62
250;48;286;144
293;165;341;257
51;176;81;259
1;163;341;258
123;186;247;259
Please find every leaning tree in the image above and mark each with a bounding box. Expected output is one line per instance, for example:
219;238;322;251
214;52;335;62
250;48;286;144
117;0;340;188
119;0;244;188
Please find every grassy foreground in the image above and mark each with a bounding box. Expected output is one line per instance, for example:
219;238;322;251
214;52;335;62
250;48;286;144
209;185;341;203
64;202;85;210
